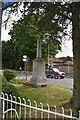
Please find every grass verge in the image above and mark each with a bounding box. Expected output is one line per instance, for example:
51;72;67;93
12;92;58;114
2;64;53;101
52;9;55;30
13;84;72;107
10;82;78;118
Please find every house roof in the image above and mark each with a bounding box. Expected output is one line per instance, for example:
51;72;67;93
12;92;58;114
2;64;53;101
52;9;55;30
53;58;64;63
53;58;73;65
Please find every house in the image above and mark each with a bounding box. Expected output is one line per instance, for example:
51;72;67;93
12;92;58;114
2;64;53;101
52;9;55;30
64;61;73;65
53;58;73;75
53;58;64;65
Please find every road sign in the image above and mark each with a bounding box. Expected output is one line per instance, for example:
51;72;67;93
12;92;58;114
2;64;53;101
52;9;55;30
2;0;16;10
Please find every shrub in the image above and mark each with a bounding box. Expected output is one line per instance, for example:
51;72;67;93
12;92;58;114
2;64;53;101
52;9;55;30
2;83;19;97
2;83;19;110
10;78;26;84
3;69;16;81
2;76;7;87
0;75;19;97
0;75;7;87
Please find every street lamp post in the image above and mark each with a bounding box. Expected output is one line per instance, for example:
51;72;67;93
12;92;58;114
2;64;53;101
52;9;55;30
22;55;27;80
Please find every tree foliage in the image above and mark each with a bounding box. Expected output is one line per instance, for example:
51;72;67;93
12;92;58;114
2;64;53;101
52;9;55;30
3;2;72;41
2;14;61;70
2;40;17;69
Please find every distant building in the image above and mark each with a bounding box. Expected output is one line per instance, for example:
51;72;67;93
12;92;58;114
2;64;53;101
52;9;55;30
64;61;73;66
53;58;64;65
52;57;73;75
59;57;68;63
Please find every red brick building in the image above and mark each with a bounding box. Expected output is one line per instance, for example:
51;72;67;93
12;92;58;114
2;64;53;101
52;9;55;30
53;58;73;75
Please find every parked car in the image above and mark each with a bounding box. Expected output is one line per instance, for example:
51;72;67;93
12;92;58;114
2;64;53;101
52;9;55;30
45;67;65;79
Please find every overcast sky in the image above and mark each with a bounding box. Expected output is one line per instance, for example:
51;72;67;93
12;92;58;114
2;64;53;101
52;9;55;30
56;40;73;57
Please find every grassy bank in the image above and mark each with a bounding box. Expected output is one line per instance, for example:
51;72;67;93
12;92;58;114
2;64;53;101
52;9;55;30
13;84;72;107
10;82;78;118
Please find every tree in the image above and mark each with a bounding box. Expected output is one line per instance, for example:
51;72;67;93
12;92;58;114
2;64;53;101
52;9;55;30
67;56;72;61
2;40;17;69
8;15;61;69
2;15;61;70
71;2;80;109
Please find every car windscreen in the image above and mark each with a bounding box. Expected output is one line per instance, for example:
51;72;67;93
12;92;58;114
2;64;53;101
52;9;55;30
53;68;59;72
49;68;53;72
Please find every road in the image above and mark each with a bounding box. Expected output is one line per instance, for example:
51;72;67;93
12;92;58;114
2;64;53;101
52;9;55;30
46;78;73;89
0;70;73;89
16;72;73;89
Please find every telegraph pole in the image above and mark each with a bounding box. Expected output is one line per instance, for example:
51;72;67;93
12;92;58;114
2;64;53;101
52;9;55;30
0;1;2;69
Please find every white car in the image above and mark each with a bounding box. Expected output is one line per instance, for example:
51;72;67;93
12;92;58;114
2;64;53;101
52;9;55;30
53;68;65;79
45;68;65;79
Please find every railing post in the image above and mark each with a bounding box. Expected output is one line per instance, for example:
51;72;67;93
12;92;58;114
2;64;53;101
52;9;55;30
23;98;26;119
40;102;43;120
28;99;31;119
10;94;12;119
34;101;37;119
13;96;17;120
78;110;80;120
5;93;8;119
18;97;21;119
47;104;50;120
62;107;64;120
1;92;5;119
54;106;56;120
70;109;72;120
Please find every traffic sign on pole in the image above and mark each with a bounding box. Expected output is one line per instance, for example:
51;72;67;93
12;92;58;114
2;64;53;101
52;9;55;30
2;0;16;10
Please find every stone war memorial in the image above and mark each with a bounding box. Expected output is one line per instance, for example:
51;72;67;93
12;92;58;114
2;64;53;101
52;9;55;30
30;32;47;87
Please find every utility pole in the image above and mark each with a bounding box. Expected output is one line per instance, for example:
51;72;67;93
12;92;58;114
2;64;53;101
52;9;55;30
0;1;2;69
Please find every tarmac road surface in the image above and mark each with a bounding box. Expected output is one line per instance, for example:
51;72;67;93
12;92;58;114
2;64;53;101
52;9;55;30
16;72;73;89
46;77;73;89
0;70;73;89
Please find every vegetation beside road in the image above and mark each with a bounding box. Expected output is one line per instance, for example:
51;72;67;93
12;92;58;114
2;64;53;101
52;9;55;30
13;83;77;117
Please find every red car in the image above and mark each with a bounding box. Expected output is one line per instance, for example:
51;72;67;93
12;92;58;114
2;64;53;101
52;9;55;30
45;68;65;79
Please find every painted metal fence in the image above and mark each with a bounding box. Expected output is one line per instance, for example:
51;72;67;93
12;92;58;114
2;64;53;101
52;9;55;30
0;92;80;119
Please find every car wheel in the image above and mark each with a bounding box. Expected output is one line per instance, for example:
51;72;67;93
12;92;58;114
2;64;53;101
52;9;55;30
60;76;64;79
51;76;53;78
54;75;59;79
46;75;51;78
